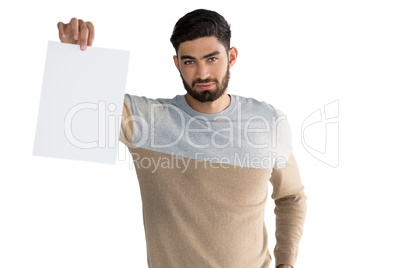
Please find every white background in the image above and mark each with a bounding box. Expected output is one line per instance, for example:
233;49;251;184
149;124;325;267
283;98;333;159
1;0;401;267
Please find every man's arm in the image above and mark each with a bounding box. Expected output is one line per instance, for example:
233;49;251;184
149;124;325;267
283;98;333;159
270;153;307;268
119;95;134;147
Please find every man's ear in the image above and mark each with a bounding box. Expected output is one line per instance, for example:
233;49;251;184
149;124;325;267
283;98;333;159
228;47;238;69
173;55;180;71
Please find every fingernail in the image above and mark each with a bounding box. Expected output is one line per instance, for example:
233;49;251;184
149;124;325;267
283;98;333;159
74;35;78;40
81;45;86;51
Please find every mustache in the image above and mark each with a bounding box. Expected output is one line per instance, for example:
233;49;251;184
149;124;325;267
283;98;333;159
192;78;219;87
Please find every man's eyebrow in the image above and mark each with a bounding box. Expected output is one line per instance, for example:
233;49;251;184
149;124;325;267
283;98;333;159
202;51;220;59
180;55;196;60
180;51;221;61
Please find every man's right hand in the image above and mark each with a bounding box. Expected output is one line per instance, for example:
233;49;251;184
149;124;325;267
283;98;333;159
57;18;94;51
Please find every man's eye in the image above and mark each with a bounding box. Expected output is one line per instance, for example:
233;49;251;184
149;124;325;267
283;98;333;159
184;60;194;65
208;57;217;62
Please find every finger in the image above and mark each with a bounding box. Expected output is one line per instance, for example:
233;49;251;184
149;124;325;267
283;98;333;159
86;21;95;46
69;17;79;41
78;19;89;50
57;22;66;39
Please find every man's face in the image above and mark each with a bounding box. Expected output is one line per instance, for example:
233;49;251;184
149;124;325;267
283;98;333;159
174;36;232;103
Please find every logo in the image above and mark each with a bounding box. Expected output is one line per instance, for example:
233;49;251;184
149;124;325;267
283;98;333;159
301;100;339;167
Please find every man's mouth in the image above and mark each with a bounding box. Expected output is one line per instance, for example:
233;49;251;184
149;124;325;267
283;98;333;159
195;83;215;90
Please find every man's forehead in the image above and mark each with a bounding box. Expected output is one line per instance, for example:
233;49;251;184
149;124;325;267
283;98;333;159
177;36;226;57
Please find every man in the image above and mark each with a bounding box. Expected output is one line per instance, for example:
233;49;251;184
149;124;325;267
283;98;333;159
57;9;306;268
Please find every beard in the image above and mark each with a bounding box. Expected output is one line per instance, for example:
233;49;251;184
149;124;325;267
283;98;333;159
180;67;230;103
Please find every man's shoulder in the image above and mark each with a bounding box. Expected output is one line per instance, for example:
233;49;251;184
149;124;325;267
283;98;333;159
232;94;281;118
123;93;181;110
124;93;178;103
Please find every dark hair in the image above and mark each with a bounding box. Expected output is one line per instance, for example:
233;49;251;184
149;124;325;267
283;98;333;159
170;9;231;54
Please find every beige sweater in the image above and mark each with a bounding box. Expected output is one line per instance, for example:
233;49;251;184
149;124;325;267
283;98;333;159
120;94;307;267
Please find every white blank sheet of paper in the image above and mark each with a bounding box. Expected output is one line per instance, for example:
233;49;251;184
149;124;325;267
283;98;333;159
33;41;130;164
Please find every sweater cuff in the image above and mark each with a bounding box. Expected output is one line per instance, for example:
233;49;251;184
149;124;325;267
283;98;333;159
275;252;298;268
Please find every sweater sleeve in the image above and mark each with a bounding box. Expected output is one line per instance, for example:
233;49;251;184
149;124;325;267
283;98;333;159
119;93;167;148
119;94;134;147
270;153;307;267
269;108;307;268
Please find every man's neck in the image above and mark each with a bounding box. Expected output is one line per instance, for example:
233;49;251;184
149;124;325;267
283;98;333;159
184;92;231;114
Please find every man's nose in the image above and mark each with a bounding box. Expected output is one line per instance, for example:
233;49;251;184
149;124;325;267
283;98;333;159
196;63;211;80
